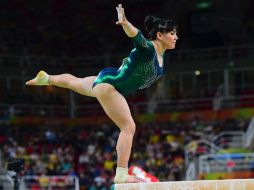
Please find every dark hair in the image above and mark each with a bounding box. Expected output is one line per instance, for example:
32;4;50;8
144;15;177;40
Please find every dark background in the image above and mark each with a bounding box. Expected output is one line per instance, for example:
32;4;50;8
0;0;253;57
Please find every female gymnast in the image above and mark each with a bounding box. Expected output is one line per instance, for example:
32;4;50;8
26;4;178;183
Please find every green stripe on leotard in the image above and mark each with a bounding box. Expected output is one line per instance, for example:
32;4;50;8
93;30;164;95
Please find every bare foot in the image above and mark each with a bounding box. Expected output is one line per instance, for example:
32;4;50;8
125;175;146;183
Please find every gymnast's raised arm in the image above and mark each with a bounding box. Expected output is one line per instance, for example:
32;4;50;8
115;4;138;38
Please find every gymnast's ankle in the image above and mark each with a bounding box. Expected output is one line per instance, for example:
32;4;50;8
114;167;128;183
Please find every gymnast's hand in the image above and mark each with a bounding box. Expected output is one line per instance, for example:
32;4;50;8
115;4;138;37
116;4;128;26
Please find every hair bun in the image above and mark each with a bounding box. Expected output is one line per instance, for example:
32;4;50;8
144;15;158;33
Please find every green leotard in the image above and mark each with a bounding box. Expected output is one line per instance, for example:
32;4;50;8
92;30;164;95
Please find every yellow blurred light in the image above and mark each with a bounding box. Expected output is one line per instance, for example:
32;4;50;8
195;70;201;76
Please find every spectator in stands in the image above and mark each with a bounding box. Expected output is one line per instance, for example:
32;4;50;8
25;4;178;184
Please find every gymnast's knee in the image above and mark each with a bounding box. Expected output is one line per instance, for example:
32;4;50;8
121;121;136;136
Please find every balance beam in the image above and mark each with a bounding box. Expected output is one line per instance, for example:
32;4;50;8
112;179;254;190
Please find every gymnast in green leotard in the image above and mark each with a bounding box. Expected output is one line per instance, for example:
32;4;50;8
26;4;178;184
93;30;166;95
93;30;165;95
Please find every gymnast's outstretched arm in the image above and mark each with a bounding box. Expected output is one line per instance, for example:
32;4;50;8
115;4;138;38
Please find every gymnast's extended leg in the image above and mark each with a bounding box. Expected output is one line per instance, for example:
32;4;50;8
26;71;97;97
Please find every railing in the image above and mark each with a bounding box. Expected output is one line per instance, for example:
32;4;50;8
185;162;197;181
77;94;254;115
0;45;254;70
0;150;2;171
184;139;229;167
0;54;123;71
1;94;253;118
21;176;79;190
0;174;14;190
245;117;254;148
212;131;245;150
169;44;254;63
0;103;70;118
199;153;254;174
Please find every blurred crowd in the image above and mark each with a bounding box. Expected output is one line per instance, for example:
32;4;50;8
0;117;249;189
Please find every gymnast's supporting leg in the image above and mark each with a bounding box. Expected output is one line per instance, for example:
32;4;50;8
93;83;144;183
25;71;97;97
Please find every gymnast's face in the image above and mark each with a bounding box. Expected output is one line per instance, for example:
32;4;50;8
157;29;178;49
